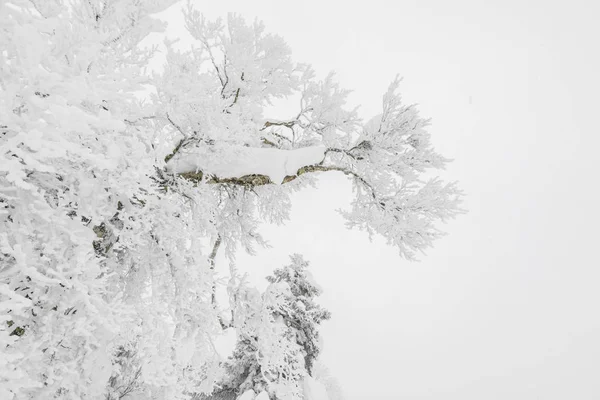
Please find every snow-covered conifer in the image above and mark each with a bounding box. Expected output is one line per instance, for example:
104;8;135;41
218;256;330;400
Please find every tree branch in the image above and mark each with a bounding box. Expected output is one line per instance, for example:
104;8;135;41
261;120;296;131
166;112;186;137
124;116;155;125
164;139;186;163
164;113;189;163
200;33;225;88
208;235;232;330
209;235;222;305
209;235;221;268
175;163;377;202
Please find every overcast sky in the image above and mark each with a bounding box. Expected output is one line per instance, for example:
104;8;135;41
156;1;600;398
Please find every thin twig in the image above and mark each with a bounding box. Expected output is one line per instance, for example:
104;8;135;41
165;112;186;137
164;113;188;163
209;235;222;305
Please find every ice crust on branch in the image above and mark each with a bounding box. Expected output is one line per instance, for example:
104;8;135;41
166;145;327;184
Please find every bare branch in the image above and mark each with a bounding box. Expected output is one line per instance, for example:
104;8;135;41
199;32;225;88
220;54;229;97
232;88;241;105
166;112;186;137
209;235;222;304
164;139;186;163
209;235;222;267
124;116;156;125
208;235;231;329
175;162;378;202
164;113;189;163
260;120;296;131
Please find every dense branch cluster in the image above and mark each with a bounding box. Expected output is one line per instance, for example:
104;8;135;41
0;1;463;399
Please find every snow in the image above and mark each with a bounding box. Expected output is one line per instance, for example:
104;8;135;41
214;327;237;359
174;333;196;365
254;391;270;400
303;270;322;293
303;377;330;400
82;348;112;395
0;388;14;400
237;389;256;400
166;145;327;184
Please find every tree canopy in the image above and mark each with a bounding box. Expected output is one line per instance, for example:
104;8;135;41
0;1;463;399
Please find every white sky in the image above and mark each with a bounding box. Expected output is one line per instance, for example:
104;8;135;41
155;1;600;398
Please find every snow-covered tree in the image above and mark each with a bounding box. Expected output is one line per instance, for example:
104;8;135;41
0;1;463;399
216;256;330;400
264;255;331;378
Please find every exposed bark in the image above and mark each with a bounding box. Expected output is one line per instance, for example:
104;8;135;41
209;235;232;330
174;163;379;206
176;164;359;187
209;235;222;304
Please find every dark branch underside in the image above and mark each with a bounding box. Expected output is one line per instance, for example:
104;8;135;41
178;164;344;186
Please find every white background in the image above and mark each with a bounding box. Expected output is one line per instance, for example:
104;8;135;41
156;1;600;398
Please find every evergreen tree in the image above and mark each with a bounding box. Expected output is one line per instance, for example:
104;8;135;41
265;254;331;377
219;256;330;400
